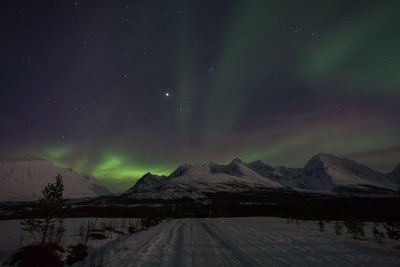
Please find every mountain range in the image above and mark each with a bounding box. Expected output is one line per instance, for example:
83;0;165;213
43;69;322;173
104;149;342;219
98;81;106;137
0;153;399;203
122;153;399;200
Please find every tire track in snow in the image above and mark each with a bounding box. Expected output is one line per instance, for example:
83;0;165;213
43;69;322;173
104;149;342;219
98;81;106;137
101;218;400;267
166;222;185;266
108;221;177;266
200;221;265;267
185;220;225;267
209;220;292;266
195;221;235;267
220;219;351;266
215;219;311;266
135;220;182;266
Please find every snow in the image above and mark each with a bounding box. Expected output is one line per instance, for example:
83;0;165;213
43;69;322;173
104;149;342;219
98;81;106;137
1;153;397;202
0;218;135;252
99;218;400;267
387;164;400;184
124;154;397;200
125;160;284;200
1;217;399;266
166;160;283;189
126;173;166;193
246;160;274;176
0;155;111;201
259;153;397;194
298;153;396;192
169;163;211;177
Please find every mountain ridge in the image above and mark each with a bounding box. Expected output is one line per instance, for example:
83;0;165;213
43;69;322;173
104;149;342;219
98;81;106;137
124;153;398;200
1;153;398;202
0;155;112;201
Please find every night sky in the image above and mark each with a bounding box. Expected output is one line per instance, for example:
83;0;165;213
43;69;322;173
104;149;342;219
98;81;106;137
1;0;399;191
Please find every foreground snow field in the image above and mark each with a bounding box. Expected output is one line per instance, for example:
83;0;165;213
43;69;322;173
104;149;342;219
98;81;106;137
0;218;139;265
99;218;400;267
1;217;400;266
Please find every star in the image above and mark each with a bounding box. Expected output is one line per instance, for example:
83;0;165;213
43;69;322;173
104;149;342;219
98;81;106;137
165;92;170;97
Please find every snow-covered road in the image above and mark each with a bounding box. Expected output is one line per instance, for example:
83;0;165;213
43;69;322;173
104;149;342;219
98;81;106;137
101;217;400;267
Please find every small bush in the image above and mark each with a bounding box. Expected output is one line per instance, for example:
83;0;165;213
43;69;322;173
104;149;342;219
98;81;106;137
8;243;64;267
141;217;162;229
128;224;137;233
66;243;88;265
89;232;107;240
79;219;97;244
334;221;344;235
113;229;125;235
104;225;114;231
344;218;365;239
383;221;400;240
318;220;325;232
101;220;116;232
372;223;385;243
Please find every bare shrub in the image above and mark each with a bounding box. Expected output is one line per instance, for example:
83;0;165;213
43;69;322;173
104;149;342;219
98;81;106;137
344;218;365;239
334;221;344;235
383;221;400;241
318;220;325;232
79;219;98;244
372;223;385;244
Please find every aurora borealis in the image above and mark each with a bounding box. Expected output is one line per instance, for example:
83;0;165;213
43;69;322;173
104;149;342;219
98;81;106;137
1;0;399;192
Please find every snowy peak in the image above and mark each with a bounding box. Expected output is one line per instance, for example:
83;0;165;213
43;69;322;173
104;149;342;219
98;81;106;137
301;153;395;193
0;155;112;201
143;172;158;178
208;158;245;177
230;158;243;164
127;172;166;193
387;163;400;184
225;158;244;176
168;164;211;178
392;164;400;174
168;164;190;178
246;160;274;177
304;153;341;171
247;160;265;167
304;154;325;171
121;153;398;200
305;153;378;177
124;158;284;199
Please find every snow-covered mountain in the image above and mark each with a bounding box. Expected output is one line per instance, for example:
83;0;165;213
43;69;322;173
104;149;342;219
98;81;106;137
125;172;166;193
0;155;112;202
123;153;398;200
386;164;400;185
245;160;275;178
123;159;284;200
247;153;396;195
300;153;395;193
